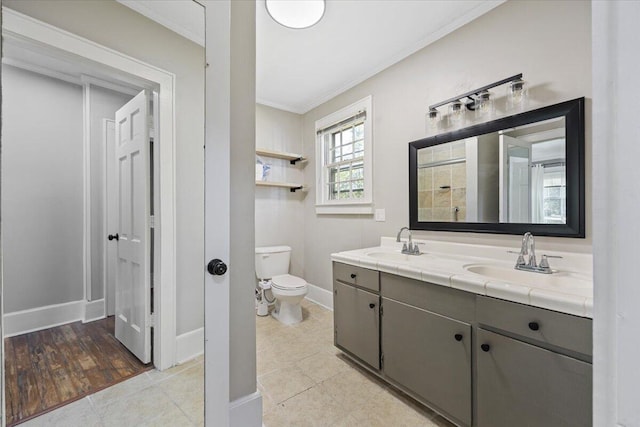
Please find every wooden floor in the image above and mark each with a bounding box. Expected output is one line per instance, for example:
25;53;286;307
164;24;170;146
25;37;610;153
4;317;153;426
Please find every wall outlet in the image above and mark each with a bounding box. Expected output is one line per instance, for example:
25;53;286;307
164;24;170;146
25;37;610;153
375;209;386;222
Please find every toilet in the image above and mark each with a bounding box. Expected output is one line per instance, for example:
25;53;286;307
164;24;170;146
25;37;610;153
255;246;308;325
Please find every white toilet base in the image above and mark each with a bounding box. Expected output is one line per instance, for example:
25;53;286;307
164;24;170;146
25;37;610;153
272;299;303;325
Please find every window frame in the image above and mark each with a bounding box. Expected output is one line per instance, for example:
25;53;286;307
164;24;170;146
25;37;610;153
315;96;373;214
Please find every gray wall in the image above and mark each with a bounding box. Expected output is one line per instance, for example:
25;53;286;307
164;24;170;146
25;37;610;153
301;0;593;293
4;0;206;335
255;104;305;278
1;65;84;312
89;85;133;301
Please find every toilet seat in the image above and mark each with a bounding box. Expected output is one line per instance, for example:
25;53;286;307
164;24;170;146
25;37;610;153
271;274;307;290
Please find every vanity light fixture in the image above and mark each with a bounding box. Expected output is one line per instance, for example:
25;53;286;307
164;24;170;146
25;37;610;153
266;0;326;29
427;73;525;130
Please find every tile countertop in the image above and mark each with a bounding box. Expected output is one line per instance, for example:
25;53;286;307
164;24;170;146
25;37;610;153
331;237;593;319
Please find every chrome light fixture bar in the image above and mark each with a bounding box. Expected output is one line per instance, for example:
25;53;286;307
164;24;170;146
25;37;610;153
429;73;523;111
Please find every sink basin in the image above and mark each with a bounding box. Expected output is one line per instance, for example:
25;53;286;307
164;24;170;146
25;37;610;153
464;264;591;290
365;251;425;262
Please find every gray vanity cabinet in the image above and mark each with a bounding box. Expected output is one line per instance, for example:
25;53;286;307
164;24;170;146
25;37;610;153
380;273;475;426
333;264;380;370
381;298;472;426
476;296;592;427
476;328;592;427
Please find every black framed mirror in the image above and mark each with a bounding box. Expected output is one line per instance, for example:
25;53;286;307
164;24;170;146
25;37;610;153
409;97;585;237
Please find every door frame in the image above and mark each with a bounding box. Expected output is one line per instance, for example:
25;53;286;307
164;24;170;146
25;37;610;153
1;8;177;371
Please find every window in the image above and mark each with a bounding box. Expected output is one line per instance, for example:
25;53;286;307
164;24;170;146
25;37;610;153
315;96;372;214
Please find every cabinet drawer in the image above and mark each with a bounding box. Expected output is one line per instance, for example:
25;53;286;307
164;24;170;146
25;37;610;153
333;262;379;292
477;296;592;358
381;273;475;322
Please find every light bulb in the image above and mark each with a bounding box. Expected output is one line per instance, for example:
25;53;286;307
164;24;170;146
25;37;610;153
448;99;465;127
507;78;528;112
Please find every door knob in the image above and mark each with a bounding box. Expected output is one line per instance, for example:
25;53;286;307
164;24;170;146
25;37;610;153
207;259;228;276
108;233;119;241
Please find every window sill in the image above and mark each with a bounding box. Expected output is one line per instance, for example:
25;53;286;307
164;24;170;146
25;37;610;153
315;204;374;215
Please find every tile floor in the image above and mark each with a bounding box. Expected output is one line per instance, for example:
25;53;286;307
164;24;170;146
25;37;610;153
21;298;455;426
19;356;204;427
259;299;455;427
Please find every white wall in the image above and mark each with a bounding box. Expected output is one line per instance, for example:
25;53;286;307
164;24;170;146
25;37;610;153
89;85;133;301
4;0;206;336
301;0;593;293
1;65;84;312
255;104;305;278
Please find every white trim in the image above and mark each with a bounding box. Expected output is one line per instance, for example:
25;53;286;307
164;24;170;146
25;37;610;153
230;391;263;427
315;95;373;214
1;57;82;86
83;299;106;323
83;82;93;302
305;283;334;311
3;7;177;371
175;327;204;364
315;205;374;215
81;75;140;97
3;301;85;338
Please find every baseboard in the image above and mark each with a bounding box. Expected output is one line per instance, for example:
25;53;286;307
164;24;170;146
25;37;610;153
305;283;333;311
3;300;85;337
230;390;263;427
175;327;204;364
83;299;106;323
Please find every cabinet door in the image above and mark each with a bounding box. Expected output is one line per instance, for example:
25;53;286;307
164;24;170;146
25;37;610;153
381;298;471;426
334;281;380;369
477;329;592;427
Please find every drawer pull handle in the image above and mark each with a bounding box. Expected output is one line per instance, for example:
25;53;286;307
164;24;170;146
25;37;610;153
369;303;376;309
528;322;540;331
454;334;463;342
350;273;357;279
481;344;491;352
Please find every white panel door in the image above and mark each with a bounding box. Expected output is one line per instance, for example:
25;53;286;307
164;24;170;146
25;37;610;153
104;119;117;317
114;90;151;364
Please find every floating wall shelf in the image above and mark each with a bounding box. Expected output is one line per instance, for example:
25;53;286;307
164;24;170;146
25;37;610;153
256;148;306;165
255;181;304;192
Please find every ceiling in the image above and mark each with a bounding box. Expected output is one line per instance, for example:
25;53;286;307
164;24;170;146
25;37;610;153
118;0;504;114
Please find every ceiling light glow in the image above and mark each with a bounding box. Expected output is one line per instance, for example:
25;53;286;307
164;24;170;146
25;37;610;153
266;0;326;29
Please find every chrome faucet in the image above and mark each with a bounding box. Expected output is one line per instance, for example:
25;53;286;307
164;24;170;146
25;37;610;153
396;227;421;255
513;232;560;274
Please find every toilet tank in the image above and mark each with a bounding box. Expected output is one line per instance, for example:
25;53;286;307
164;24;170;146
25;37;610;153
255;246;291;279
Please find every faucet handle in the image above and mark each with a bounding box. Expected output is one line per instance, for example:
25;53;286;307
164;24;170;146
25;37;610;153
539;254;562;269
508;250;526;266
402;242;408;253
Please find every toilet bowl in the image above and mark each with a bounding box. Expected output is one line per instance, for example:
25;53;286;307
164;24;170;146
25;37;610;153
270;274;308;325
255;246;308;325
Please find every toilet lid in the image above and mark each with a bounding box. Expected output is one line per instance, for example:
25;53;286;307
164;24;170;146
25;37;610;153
271;274;307;290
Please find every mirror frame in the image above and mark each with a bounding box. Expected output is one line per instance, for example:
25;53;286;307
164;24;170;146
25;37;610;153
409;97;585;237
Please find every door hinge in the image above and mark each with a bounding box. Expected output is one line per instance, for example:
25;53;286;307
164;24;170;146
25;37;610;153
149;215;155;228
148;313;156;327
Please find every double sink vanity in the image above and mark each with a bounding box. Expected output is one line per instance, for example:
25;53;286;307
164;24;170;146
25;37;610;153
331;236;592;427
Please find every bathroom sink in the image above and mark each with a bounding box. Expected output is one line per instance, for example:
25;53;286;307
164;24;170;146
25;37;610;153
464;264;591;290
365;251;425;262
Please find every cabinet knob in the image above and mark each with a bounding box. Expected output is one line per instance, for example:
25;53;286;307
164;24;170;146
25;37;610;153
369;303;375;309
528;321;540;331
454;334;463;342
481;344;491;352
350;273;357;279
